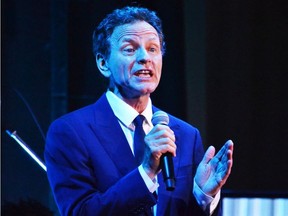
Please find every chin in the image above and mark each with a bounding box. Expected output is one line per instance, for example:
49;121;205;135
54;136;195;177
140;87;156;95
142;84;158;93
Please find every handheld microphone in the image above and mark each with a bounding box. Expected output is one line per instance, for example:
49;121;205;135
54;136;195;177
152;111;175;191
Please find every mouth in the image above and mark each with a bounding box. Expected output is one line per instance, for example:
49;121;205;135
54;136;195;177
134;69;153;78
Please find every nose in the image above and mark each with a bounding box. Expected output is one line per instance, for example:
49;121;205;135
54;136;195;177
137;48;151;64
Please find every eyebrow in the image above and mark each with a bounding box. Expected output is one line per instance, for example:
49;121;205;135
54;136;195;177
121;37;135;43
120;36;160;44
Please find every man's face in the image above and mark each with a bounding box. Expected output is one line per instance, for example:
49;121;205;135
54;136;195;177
106;21;163;99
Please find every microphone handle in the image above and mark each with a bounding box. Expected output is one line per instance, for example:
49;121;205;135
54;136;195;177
161;152;175;191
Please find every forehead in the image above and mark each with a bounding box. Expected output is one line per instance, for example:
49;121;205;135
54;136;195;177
110;21;160;43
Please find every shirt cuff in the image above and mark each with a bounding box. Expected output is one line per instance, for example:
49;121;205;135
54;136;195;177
138;165;159;193
193;179;221;215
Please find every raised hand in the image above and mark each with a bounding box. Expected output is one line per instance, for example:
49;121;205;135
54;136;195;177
195;140;234;196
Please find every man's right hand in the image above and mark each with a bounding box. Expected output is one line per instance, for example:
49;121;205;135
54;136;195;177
141;124;176;179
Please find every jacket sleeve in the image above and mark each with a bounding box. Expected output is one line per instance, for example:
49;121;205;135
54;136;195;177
191;128;223;216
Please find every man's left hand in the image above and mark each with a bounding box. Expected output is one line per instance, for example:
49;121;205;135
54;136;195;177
195;140;234;196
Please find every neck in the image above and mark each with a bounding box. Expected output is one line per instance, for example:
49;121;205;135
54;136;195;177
112;89;149;113
123;96;149;113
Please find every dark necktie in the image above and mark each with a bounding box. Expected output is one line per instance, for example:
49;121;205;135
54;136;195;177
133;115;146;165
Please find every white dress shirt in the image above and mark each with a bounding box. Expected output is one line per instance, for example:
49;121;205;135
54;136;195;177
106;90;220;215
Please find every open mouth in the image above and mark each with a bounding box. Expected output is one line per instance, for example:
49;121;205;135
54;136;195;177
134;70;153;77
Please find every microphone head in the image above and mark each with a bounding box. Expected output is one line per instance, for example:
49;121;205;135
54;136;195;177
152;111;169;126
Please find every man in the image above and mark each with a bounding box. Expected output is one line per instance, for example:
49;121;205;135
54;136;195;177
45;6;233;216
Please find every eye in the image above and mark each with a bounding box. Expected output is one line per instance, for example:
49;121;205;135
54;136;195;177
148;45;160;53
125;48;135;53
123;45;136;54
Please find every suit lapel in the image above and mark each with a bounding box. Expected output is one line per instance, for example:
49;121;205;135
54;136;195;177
91;94;138;176
89;98;182;187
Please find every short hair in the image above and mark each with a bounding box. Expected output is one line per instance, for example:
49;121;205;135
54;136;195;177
92;6;166;59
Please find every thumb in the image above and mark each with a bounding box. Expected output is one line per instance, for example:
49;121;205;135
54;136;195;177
201;146;216;164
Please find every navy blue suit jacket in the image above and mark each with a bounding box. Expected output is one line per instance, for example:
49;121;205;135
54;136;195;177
45;94;222;216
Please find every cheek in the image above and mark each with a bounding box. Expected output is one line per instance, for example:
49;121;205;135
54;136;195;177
111;61;132;82
155;55;162;67
108;55;125;73
155;58;163;75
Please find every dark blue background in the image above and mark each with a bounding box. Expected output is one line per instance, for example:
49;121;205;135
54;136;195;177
2;0;288;214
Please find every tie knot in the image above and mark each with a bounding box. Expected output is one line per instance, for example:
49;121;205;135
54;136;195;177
134;115;145;127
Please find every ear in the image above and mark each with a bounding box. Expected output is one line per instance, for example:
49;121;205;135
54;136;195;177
96;53;111;78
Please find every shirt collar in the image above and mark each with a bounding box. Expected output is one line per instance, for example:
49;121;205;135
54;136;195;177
106;91;153;128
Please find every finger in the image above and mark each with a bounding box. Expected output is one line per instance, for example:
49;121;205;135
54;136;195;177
147;135;177;156
208;140;233;171
227;140;234;157
159;138;177;157
220;140;234;162
201;146;215;164
160;144;177;156
147;131;176;147
214;140;233;161
225;140;234;152
149;125;175;142
218;148;234;180
219;158;233;183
